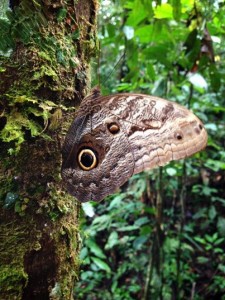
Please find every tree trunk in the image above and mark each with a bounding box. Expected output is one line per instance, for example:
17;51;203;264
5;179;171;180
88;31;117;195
0;1;98;299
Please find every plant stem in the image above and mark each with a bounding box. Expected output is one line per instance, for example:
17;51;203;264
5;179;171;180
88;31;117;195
175;161;187;299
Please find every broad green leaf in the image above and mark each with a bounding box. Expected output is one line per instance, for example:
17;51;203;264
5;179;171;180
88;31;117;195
204;159;225;172
126;0;148;26
80;247;88;260
154;3;173;19
92;214;111;226
135;25;153;43
80;270;94;280
105;231;119;250
91;257;111;273
86;239;106;259
134;217;149;227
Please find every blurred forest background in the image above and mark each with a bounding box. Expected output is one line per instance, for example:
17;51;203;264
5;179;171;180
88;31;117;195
0;0;224;299
75;0;225;300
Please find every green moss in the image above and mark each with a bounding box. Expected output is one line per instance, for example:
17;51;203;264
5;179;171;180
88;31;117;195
0;0;98;154
0;1;82;153
0;218;40;298
0;266;28;296
57;8;68;22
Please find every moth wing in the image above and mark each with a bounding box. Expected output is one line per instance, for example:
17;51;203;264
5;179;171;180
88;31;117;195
100;94;207;174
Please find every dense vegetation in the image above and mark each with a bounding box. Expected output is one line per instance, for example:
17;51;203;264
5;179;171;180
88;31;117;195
76;1;225;299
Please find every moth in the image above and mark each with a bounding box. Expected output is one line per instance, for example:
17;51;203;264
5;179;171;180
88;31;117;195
61;88;207;202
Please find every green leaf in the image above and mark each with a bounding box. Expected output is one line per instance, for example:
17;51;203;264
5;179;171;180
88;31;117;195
166;167;177;176
214;238;224;246
218;264;225;274
197;256;209;264
117;225;139;232
135;25;153;43
86;239;106;259
92;214;111;230
91;257;111;273
147;64;155;80
154;3;173;19
133;236;148;250
217;217;225;237
126;0;148;26
134;217;149;227
204;159;225;172
141;0;153;17
172;0;181;21
80;270;94;280
80;247;88;260
208;205;217;220
107;194;125;210
105;231;119;250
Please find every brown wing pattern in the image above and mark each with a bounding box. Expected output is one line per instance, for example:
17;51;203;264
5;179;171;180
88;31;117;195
62;91;207;202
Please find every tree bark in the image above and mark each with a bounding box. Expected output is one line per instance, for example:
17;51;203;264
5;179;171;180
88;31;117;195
0;1;98;299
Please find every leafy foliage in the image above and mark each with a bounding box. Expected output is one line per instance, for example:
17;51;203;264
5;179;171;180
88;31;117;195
76;0;225;299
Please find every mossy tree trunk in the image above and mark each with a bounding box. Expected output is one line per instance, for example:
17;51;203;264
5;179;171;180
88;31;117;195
0;0;98;299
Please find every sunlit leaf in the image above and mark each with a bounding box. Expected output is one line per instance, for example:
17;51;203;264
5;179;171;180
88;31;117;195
154;3;173;19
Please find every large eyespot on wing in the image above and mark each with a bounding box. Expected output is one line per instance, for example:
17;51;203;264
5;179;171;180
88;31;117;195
61;113;92;198
61;111;135;203
77;148;98;171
